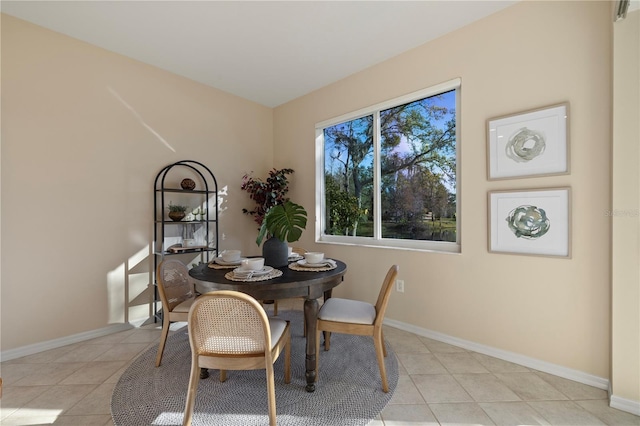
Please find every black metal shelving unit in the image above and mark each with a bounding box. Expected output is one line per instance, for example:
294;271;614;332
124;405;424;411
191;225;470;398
153;160;219;321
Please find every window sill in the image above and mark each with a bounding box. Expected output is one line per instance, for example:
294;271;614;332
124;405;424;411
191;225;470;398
317;235;461;255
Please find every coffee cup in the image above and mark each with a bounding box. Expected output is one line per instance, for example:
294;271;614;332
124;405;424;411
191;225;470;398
304;252;324;264
221;250;241;262
288;247;294;257
241;257;265;271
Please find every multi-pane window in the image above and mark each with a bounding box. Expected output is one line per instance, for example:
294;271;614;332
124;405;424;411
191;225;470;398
316;79;460;252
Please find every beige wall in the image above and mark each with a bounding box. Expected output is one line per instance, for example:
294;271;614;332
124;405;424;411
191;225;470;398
275;0;612;381
1;14;273;350
612;8;640;405
2;1;637;409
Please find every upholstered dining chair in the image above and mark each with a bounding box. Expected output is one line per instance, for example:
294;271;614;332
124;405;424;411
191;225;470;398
155;259;200;367
315;264;399;392
183;291;291;426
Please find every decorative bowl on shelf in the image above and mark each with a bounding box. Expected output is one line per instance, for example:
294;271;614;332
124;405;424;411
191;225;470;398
181;178;196;190
168;211;185;221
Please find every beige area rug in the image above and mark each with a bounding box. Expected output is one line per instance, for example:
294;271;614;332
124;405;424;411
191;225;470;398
111;309;398;425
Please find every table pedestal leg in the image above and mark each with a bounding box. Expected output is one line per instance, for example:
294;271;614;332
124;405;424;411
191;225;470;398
304;298;318;392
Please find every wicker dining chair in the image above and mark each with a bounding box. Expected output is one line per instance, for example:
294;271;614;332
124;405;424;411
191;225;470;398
155;259;200;367
315;265;399;392
183;291;291;426
291;247;307;255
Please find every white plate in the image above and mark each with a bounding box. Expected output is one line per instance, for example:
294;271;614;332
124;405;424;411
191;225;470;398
297;259;328;268
233;266;274;277
214;257;247;266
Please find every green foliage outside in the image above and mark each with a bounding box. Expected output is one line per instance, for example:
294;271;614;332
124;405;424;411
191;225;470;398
323;90;457;243
325;174;365;236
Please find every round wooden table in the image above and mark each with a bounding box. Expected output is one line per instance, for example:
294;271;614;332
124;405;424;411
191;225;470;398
189;260;347;392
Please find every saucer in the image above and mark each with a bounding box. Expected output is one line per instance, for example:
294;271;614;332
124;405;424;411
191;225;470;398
214;257;246;266
297;259;331;268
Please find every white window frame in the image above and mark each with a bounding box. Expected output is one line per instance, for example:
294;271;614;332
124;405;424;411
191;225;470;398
315;78;461;254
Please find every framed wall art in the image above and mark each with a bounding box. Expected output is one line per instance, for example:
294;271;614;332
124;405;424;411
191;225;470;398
487;103;569;180
488;187;571;258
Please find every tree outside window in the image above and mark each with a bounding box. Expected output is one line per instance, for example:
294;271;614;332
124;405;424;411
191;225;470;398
321;85;458;247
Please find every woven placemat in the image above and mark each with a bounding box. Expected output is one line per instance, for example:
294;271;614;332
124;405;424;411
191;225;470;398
224;268;283;282
208;262;237;270
288;261;337;272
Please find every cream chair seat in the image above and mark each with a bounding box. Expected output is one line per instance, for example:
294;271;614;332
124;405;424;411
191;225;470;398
315;265;399;392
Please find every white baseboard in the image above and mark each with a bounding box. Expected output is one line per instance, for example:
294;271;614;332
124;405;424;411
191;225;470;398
610;394;640;416
0;323;133;362
383;317;610;391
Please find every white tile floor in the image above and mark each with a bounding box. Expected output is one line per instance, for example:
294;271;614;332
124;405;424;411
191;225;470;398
1;299;639;425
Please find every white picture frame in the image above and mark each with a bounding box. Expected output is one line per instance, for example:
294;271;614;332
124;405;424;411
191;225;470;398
488;187;571;258
487;103;569;180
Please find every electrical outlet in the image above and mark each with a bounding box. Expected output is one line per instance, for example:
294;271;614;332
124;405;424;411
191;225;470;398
396;279;405;293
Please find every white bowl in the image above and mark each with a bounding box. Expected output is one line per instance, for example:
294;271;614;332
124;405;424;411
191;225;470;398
304;252;324;264
183;239;197;247
221;250;241;262
240;257;265;271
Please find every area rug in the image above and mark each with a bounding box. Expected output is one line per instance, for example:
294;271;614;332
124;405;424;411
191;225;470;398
111;310;398;425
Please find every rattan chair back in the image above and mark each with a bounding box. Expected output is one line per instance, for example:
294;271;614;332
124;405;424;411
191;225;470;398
373;265;399;327
155;259;198;367
189;292;270;356
157;259;195;312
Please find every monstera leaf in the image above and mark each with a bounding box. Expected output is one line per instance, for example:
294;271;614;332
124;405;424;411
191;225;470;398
256;200;308;246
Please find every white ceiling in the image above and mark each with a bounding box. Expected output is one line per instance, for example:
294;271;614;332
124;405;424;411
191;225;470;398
1;1;518;107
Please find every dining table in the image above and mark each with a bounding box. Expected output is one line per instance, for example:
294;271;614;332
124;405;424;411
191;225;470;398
189;257;347;392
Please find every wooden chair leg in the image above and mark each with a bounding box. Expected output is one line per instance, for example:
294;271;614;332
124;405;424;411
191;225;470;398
262;300;278;316
155;315;171;367
374;332;389;393
182;359;200;426
219;369;227;382
382;329;387;357
266;363;277;426
284;330;291;383
324;331;331;351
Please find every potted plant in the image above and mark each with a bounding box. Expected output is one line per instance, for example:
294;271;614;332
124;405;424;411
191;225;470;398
241;168;307;267
257;200;308;245
167;202;189;221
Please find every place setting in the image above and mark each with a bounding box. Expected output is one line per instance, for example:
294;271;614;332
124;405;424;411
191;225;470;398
289;252;337;272
224;257;283;282
208;250;247;269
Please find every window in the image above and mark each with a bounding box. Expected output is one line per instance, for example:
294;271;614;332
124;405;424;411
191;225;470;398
315;78;460;252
